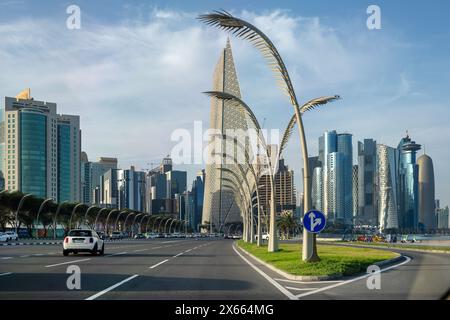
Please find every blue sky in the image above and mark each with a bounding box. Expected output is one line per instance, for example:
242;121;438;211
0;0;449;205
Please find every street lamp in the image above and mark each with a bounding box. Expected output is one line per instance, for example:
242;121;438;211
104;209;120;235
35;198;53;238
53;201;69;239
83;205;98;228
93;207;110;231
15;193;32;236
69;203;85;230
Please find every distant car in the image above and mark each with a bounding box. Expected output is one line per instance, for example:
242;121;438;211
134;233;145;239
0;232;9;242
63;229;104;256
110;231;123;240
5;231;18;241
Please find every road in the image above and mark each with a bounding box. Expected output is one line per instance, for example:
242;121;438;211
0;238;449;300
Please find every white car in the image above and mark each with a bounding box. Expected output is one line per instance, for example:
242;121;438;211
63;229;104;256
0;232;9;242
5;231;18;241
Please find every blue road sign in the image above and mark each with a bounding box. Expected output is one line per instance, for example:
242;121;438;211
302;210;326;233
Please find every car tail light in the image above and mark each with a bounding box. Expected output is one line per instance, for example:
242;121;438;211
64;237;69;243
89;237;93;243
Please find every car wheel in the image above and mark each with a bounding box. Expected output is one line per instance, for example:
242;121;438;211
99;244;104;255
63;250;69;256
91;244;98;255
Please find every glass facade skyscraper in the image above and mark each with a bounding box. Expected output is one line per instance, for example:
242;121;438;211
57;122;71;201
20;110;47;198
397;134;421;231
357;139;377;226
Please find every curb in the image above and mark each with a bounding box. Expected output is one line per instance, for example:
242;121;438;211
235;243;404;282
1;241;61;246
331;242;450;255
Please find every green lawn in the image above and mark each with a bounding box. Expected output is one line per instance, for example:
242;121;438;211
343;241;450;252
237;240;397;276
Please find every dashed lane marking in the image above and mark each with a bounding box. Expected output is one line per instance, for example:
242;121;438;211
149;259;169;269
45;258;91;268
85;275;139;300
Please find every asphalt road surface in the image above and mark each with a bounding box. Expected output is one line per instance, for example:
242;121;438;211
0;238;449;300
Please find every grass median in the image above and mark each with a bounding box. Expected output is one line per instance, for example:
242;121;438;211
237;240;398;276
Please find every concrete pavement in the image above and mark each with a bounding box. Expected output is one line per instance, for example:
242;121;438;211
0;239;449;300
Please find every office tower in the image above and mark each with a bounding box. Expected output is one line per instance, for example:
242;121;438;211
81;152;90;203
436;206;449;229
352;165;358;220
57;114;81;202
100;168;118;208
397;134;421;231
82;155;117;205
166;170;187;199
191;170;205;232
322;130;337;217
337;133;353;225
311;167;323;212
357;139;377;226
418;154;436;230
117;166;146;212
2;90;58;199
306;156;321;210
377;144;399;231
202;38;251;231
258;158;296;216
179;191;194;231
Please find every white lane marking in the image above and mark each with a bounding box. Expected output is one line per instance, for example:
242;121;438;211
184;249;192;253
285;286;318;291
105;252;127;257
232;244;297;300
85;274;139;300
274;278;343;284
151;246;162;249
161;241;181;244
0;272;12;277
295;256;412;298
173;252;184;258
45;258;91;268
1;257;13;260
149;259;169;269
33;253;44;256
133;249;148;252
20;255;30;258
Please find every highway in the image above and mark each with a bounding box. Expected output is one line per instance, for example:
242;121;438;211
0;238;449;300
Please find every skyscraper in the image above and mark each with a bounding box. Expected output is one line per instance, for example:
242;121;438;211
418;154;435;230
82;155;117;205
117;166;146;212
352;164;358;220
1;89;81;202
311;167;323;212
319;130;353;225
397;134;421;231
202;38;251;231
57;114;81;202
377;144;399;231
191;170;205;232
166;170;187;199
357;139;377;226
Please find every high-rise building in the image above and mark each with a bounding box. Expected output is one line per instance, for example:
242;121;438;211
191;170;205;232
179;191;194;231
377;144;399;231
100;168;118;208
357;139;377;226
1;89;81;201
352;164;358;220
311;167;323;212
397;134;421;231
418;154;436;230
57;114;81;202
258;158;296;216
318;131;353;225
117;166;146;212
436;206;449;229
202;38;252;231
166;170;187;199
81;155;117;205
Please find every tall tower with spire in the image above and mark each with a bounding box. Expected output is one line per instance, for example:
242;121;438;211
202;39;251;232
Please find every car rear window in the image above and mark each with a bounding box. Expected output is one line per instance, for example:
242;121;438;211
69;230;92;237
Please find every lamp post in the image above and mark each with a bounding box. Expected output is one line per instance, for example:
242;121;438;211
104;209;119;235
83;205;98;228
113;210;128;233
15;193;32;236
53;201;69;239
93;207;110;231
130;213;144;237
69;203;84;230
35;198;53;239
164;218;173;235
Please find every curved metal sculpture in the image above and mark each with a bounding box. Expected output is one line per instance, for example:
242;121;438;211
199;11;332;261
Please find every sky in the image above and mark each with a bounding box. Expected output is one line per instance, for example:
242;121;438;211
0;0;449;205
